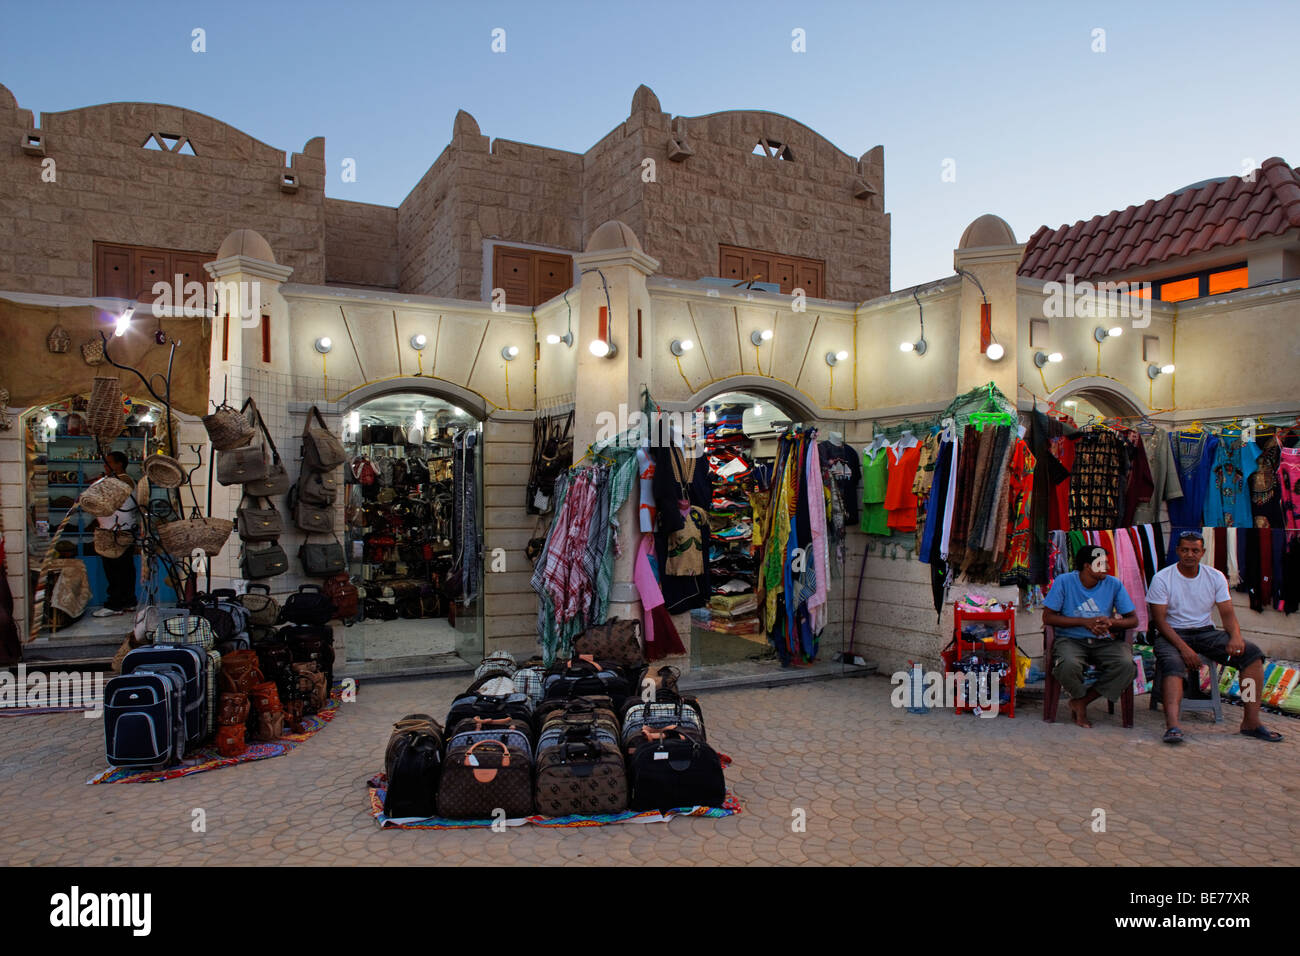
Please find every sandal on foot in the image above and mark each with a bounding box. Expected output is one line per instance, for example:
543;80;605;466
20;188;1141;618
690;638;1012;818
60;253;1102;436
1239;726;1283;742
1162;727;1184;744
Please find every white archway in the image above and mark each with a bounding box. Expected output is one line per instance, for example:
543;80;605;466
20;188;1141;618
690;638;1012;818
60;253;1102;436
336;376;489;420
1045;376;1148;419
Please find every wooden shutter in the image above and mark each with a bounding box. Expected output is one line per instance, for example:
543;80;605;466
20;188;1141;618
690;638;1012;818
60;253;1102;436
720;249;746;283
95;244;132;299
718;243;824;297
131;249;168;302
493;246;533;306
772;257;798;294
534;253;572;305
796;261;824;298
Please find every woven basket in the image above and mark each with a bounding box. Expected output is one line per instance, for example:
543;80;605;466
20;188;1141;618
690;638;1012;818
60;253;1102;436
87;376;125;446
93;526;134;558
202;405;255;451
47;325;70;354
81;337;106;366
79;475;132;517
158;515;233;558
143;453;185;488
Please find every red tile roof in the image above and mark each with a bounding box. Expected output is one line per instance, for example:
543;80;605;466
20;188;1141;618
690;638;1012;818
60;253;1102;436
1019;157;1300;281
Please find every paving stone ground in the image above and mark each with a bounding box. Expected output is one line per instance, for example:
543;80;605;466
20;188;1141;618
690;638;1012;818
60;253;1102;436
1;674;1295;866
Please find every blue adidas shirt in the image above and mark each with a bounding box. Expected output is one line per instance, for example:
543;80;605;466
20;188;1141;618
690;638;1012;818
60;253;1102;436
1043;572;1136;640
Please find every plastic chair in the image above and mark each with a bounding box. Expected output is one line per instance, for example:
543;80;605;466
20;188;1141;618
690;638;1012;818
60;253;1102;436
1149;655;1222;723
1042;625;1135;728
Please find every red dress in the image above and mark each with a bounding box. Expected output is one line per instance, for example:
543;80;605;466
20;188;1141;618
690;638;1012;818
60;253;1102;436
884;444;922;532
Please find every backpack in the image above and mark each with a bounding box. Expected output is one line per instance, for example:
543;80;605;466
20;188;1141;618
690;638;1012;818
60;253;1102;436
383;714;444;820
279;584;335;626
324;573;359;624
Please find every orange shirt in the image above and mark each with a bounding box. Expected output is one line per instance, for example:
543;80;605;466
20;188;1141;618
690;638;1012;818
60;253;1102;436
885;444;921;531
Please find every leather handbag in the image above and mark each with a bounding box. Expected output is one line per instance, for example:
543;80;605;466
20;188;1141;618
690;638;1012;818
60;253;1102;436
217;692;251;726
249;709;284;742
237;496;283;541
383;715;444;820
301;406;346;470
248;681;282;714
216;440;270;486
437;738;534;820
289;483;333;534
298;468;339;506
574;617;645;670
291;661;328;715
242;398;291;497
220;650;265;694
216;723;247;757
241;542;288;579
299;535;346;577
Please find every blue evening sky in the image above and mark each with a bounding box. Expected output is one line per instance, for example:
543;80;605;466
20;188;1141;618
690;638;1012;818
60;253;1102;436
3;0;1296;292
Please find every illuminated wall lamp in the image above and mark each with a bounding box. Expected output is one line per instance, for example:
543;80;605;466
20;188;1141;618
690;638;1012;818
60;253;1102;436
1147;363;1175;379
1033;351;1063;368
314;336;333;354
899;338;927;356
114;306;134;337
669;338;694;356
409;333;427;350
750;329;774;346
545;331;574;347
1093;326;1124;342
501;345;519;361
985;342;1005;361
589;305;617;358
825;350;849;366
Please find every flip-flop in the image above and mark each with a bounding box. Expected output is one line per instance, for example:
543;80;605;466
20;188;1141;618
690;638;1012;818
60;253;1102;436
1162;727;1184;744
1239;726;1283;742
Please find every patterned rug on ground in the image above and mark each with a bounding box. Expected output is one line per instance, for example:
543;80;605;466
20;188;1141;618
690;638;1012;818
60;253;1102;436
367;773;743;829
88;685;346;784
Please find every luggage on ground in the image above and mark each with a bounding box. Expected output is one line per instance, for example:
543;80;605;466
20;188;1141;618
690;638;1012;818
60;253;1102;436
383;714;444;819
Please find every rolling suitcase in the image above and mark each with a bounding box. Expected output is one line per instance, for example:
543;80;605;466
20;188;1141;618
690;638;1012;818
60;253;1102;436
445;692;533;730
122;644;206;748
626;728;725;812
542;660;630;710
103;669;185;769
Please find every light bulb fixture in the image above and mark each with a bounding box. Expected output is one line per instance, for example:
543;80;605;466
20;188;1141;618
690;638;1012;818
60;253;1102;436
410;333;428;350
589;339;610;357
825;350;849;366
589;305;617;359
669;338;694;356
707;408;717;423
749;329;774;346
900;338;927;356
413;409;425;430
348;411;360;435
501;345;519;361
1147;363;1176;379
985;342;1005;361
114;306;134;337
753;403;764;415
43;414;58;430
454;407;465;417
139;410;155;424
1032;350;1063;368
1063;400;1078;408
1093;326;1125;343
546;331;574;347
314;336;332;354
1049;352;1063;363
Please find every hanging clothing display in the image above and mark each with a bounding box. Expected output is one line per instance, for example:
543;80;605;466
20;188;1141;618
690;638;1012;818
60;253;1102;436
911;433;940;551
452;430;480;606
1120;431;1154;527
884;441;921;532
1279;446;1300;530
1068;430;1125;531
633;533;686;660
1027;410;1070;584
820;438;861;525
859;444;891;536
1167;431;1218;544
1132;426;1183;526
1205;437;1259;529
999;437;1035;586
1250;438;1285;528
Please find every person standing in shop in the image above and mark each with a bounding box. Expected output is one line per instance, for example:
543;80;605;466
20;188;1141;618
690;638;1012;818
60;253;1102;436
1042;544;1139;728
1148;530;1282;744
91;451;139;618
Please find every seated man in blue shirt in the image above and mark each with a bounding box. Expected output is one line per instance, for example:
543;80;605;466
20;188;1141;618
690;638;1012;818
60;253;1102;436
1042;544;1139;728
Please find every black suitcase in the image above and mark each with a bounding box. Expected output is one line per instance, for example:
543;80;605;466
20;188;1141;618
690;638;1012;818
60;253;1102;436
103;669;186;769
383;714;444;819
445;692;533;730
627;728;725;812
122;644;207;746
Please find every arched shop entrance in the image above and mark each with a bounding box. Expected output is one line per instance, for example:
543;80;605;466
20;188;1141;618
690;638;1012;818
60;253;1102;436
688;389;848;667
341;389;484;672
1049;380;1147;424
21;395;175;641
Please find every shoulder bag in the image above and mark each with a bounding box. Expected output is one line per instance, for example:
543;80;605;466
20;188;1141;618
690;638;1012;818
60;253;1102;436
237;495;284;541
299;534;347;577
289;483;333;534
243;398;291;497
298;468;339;506
241;542;288;579
301;406;346;471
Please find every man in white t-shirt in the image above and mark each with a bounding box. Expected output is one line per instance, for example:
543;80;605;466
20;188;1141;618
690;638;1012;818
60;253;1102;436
1147;530;1281;744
